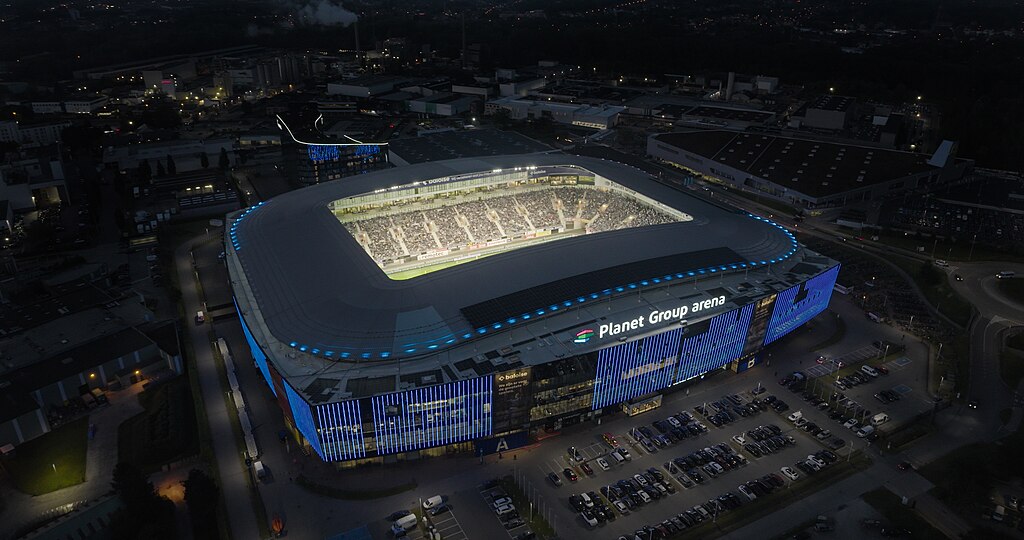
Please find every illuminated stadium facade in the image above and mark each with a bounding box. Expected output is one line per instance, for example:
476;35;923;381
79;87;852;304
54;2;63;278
276;114;389;185
226;154;840;463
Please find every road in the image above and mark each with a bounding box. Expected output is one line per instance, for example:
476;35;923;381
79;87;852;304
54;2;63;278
945;260;1024;436
175;234;261;540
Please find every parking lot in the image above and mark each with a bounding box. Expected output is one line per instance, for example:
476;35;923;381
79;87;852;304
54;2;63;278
522;384;853;539
493;294;935;539
479;482;537;540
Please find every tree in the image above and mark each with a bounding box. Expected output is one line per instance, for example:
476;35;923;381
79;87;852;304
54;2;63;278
218;147;230;170
492;108;512;129
111;462;152;503
109;462;177;540
138;159;152;183
166;154;176;176
183;469;220;540
199;152;209;169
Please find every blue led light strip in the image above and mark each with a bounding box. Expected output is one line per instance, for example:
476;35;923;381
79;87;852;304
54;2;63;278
673;303;755;384
280;213;800;361
314;399;367;461
369;376;493;456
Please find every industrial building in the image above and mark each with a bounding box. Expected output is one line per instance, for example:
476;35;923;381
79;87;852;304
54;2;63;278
648;130;972;208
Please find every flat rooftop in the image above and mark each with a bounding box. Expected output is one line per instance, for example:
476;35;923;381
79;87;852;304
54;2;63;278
653;131;938;197
389;129;551;164
227;154;800;369
684;106;775;123
806;95;855;112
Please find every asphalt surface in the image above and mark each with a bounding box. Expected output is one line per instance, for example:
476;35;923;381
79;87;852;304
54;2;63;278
175;233;261;540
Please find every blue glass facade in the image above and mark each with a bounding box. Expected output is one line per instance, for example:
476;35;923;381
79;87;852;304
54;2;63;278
675;303;756;384
315;400;367;461
236;299;277;397
592;330;683;410
306;144;381;163
285;381;323;458
370;376;493;455
763;265;840;346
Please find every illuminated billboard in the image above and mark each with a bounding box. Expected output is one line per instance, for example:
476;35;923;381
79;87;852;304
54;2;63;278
763;265;840;346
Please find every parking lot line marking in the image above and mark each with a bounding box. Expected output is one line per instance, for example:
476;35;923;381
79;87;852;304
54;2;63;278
893;384;912;394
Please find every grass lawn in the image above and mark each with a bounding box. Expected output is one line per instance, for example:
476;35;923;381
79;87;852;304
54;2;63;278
2;417;89;495
999;347;1024;390
862;488;947;538
865;230;1024;263
886;254;972;327
117;377;199;473
919;426;1024;515
883;422;933;450
997;278;1024;306
1009;331;1024;352
809;312;846;351
388;259;463;280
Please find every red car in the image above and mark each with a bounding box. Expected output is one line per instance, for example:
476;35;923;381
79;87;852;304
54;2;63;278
876;366;890;375
602;432;619;447
580;462;594;476
563;468;579;482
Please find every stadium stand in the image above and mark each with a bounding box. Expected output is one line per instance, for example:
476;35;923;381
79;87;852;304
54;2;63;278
340;185;681;268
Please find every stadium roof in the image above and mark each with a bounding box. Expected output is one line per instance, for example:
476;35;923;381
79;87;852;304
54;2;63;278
653;131;939;197
227;154;798;361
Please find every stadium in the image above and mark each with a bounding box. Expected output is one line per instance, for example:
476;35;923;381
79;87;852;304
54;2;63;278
226;154;839;463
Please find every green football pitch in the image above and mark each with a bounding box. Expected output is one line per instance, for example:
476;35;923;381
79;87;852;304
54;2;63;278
388;259;464;280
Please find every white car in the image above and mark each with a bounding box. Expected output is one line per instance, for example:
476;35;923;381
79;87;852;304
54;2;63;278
637;490;652;503
596;457;611;471
808;455;827;468
843;419;858;430
816;429;832;440
732;435;747;445
492;497;512;508
738;484;757;501
633;473;648;486
787;411;803;422
614;500;629;514
667;416;682;428
794;417;808;427
781;467;800;481
580;512;598;528
495;504;516;516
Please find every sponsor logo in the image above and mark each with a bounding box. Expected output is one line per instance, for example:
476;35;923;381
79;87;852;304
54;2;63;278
574;329;595;344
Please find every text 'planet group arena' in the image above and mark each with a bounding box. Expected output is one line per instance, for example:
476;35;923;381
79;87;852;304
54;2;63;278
226;154;839;463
